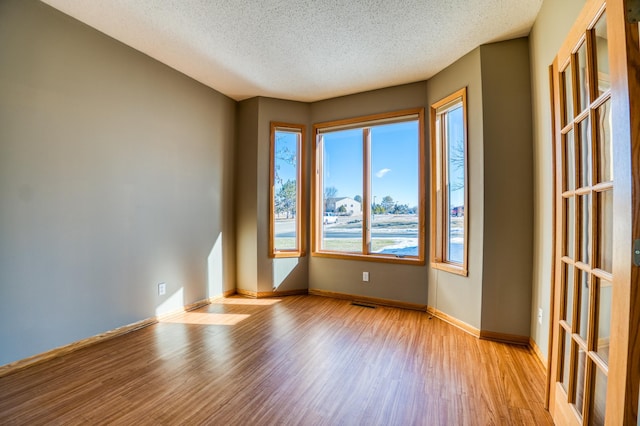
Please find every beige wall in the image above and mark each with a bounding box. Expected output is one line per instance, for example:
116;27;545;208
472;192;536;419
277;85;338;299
528;0;587;362
0;0;236;366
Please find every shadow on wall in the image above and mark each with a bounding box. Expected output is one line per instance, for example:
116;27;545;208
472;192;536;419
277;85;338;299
207;232;224;298
273;257;299;292
154;232;226;317
155;287;185;317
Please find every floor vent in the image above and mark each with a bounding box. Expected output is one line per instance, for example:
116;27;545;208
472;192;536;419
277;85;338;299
351;302;376;309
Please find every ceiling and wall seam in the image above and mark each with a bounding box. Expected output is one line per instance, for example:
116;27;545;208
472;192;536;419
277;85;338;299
41;0;543;102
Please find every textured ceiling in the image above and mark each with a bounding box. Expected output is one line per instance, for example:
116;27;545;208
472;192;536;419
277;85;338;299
41;0;543;102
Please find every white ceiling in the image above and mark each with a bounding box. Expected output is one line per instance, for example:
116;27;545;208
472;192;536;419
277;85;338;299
41;0;543;102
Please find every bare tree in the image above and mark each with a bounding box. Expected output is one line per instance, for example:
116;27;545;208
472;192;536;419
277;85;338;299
448;137;465;192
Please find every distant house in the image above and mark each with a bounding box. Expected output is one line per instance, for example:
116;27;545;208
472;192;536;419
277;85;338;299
450;206;464;217
325;197;362;215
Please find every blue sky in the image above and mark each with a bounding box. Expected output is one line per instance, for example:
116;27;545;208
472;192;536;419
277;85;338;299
274;131;298;188
322;121;419;207
276;116;465;210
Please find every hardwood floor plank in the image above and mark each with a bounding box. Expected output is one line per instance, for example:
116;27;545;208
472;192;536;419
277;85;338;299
0;295;552;425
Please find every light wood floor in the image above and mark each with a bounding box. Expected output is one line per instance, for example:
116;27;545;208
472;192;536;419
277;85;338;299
0;295;553;425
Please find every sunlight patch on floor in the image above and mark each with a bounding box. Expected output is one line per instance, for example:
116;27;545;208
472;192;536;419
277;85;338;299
210;298;282;306
159;312;250;325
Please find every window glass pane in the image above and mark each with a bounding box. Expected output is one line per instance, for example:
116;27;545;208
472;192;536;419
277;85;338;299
597;100;612;183
563;65;574;125
563;263;575;325
370;121;419;256
445;105;465;264
588;365;607;425
596;279;612;364
321;129;363;252
579;117;592;188
273;130;299;251
565;130;576;191
594;12;609;97
579;194;591;265
597;190;613;273
578;270;590;341
577;43;589;112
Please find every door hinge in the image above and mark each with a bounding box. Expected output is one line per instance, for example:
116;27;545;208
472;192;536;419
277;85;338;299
634;239;640;266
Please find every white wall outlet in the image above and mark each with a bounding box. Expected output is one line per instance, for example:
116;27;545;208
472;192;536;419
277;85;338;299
537;307;543;325
362;272;369;282
158;282;167;296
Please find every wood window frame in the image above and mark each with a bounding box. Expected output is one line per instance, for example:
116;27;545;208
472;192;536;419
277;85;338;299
311;108;426;265
269;122;306;258
430;87;469;276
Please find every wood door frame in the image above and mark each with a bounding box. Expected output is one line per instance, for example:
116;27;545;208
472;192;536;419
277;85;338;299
605;1;640;423
548;0;640;424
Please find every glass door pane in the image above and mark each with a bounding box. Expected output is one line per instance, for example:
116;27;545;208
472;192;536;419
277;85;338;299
565;129;576;191
594;13;610;96
589;366;608;425
596;279;612;363
579;194;592;264
596;100;612;183
564;264;576;324
597;190;613;273
578;269;591;341
579;117;592;187
563;65;575;125
577;42;590;111
566;196;576;259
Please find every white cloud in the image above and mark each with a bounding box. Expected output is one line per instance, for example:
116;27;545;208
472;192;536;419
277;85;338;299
375;168;391;178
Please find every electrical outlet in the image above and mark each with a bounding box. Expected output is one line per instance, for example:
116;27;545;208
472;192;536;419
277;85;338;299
537;307;543;325
158;282;167;296
362;272;369;282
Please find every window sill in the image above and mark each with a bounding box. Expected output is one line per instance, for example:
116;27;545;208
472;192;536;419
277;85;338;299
312;250;425;265
271;251;306;259
431;261;468;276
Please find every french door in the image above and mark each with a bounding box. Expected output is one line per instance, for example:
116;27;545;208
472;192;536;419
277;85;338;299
549;0;640;424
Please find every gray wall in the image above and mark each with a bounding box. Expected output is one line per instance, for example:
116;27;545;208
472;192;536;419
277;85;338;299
256;98;311;294
0;0;581;368
0;0;236;366
235;97;311;294
479;39;534;336
426;49;485;329
426;39;535;337
235;98;260;293
308;82;430;305
528;0;587;361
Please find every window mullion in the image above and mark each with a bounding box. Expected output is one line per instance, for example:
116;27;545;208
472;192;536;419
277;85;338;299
316;134;324;253
363;128;371;254
442;113;451;263
442;117;449;263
